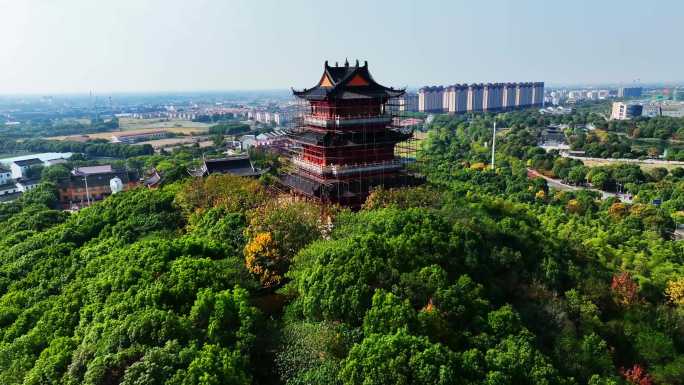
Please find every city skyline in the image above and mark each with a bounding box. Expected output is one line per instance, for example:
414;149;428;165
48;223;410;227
1;0;683;94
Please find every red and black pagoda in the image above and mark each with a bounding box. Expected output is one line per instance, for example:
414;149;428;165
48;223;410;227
281;59;422;207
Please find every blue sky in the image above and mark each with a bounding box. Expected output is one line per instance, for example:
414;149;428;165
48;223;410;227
0;0;682;93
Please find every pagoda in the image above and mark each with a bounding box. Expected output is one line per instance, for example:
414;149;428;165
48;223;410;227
281;59;422;207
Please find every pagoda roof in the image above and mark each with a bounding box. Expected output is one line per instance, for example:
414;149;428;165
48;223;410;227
189;155;267;178
293;60;405;101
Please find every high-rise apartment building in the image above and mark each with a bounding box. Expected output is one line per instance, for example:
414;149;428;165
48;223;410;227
443;84;468;113
482;83;503;111
418;81;543;113
532;82;544;106
392;93;419;112
402;93;419;112
468;84;485;112
618;87;643;98
516;83;534;107
418;86;445;112
503;83;517;109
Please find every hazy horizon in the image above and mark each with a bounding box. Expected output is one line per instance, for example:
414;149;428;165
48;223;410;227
1;0;683;94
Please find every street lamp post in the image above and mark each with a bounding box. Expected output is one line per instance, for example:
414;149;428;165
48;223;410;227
83;174;91;206
491;121;497;170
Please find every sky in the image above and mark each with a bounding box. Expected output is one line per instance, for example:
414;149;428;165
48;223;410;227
0;0;682;94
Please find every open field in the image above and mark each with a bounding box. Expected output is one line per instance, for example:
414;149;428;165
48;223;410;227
118;118;210;132
578;157;684;171
134;136;213;150
164;140;214;152
47;118;211;141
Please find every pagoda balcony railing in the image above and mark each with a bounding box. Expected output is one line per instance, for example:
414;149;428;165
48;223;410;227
292;157;405;177
303;114;393;128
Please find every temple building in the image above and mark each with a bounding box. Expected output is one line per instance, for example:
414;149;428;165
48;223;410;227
282;60;422;207
56;165;139;209
190;155;266;178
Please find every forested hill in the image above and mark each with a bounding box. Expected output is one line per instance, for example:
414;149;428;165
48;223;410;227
0;113;683;384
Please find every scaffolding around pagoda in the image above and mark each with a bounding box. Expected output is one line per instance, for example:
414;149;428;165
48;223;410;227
276;61;425;207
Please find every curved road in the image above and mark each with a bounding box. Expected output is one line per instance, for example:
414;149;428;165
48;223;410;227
527;168;626;201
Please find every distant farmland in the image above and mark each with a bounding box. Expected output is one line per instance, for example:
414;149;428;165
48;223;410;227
118;118;210;132
134;137;214;150
48;118;211;141
579;157;684;171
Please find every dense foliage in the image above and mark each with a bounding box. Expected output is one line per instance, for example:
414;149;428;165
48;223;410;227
0;138;154;159
0;118;119;139
0;108;683;385
0;178;266;384
606;116;684;141
208;123;250;136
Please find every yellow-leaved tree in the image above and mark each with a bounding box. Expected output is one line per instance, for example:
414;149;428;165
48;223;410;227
244;232;282;287
244;200;322;288
665;278;684;306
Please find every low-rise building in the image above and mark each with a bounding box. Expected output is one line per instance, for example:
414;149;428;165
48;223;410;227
540;126;567;144
661;103;684;117
611;102;643;120
539;106;574;115
73;165;115;176
143;169;162;189
0;165;12;185
255;129;289;147
16;178;40;192
57;165;139;208
10;158;43;179
190;156;265;178
239;134;258;150
45;158;68;166
643;105;662;118
0;181;18;196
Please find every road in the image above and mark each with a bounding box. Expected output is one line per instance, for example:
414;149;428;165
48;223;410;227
527;169;579;192
675;229;684;241
527;169;627;201
529;169;680;241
